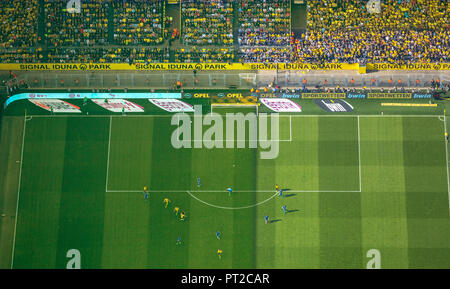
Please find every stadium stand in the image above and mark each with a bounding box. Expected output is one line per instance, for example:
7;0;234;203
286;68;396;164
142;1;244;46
0;0;38;49
44;0;109;47
237;0;291;47
181;0;234;46
46;47;169;63
0;0;448;64
0;0;38;63
293;0;449;63
174;47;234;63
113;0;164;45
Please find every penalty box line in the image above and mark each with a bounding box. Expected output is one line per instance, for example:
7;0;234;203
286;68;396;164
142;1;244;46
105;115;362;193
105;115;293;192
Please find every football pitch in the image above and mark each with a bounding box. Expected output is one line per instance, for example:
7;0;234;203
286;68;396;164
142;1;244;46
1;107;450;268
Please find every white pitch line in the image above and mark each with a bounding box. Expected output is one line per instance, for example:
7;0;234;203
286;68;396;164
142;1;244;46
444;115;450;216
105;116;112;192
106;189;362;193
186;191;279;210
28;114;442;119
357;115;362;192
11;113;27;269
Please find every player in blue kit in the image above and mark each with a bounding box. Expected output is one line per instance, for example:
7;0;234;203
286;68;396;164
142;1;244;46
227;188;232;196
197;177;201;188
143;186;149;200
216;231;221;240
265;215;269;224
282;205;286;215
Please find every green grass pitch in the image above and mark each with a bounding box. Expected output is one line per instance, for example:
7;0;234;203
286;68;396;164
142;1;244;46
2;106;450;268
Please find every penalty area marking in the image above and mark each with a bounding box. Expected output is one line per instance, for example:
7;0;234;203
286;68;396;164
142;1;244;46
186;190;279;210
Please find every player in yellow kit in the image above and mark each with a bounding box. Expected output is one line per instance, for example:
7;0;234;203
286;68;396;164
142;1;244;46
174;206;180;215
275;184;279;191
163;198;170;208
180;211;186;221
217;249;222;259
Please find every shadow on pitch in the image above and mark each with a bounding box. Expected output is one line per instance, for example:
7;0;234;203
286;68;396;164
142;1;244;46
286;209;299;214
283;193;297;198
270;219;282;224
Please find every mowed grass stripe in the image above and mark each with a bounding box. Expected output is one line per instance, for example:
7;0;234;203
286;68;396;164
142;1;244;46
12;118;67;268
232;148;257;268
276;117;320;268
186;107;257;268
0;117;26;268
402;117;450;268
359;117;409;268
101;117;154;268
55;117;109;269
107;117;154;191
319;117;362;269
256;117;321;268
187;147;257;268
147;116;191;268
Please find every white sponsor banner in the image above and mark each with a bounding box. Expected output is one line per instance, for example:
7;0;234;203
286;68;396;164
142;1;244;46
92;99;144;112
29;99;81;113
260;98;302;112
6;92;181;107
149;99;195;112
319;99;354;112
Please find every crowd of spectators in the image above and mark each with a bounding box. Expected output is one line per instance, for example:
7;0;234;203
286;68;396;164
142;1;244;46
46;47;169;64
181;0;234;46
174;47;234;63
238;0;291;47
239;47;292;63
113;0;164;45
44;0;109;47
0;0;449;64
0;0;37;49
0;48;39;63
292;0;449;63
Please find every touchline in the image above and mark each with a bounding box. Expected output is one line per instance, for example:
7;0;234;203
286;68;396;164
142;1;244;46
170;105;280;160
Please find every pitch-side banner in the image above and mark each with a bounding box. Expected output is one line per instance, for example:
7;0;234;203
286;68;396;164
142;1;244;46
92;99;144;112
29;99;81;113
149;99;195;112
0;63;448;71
260;98;302;112
0;63;360;71
5;92;181;107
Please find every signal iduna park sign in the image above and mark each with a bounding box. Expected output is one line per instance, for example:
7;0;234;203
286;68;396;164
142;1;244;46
0;63;448;71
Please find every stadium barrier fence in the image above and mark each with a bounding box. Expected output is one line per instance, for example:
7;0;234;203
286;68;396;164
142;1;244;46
5;71;447;91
